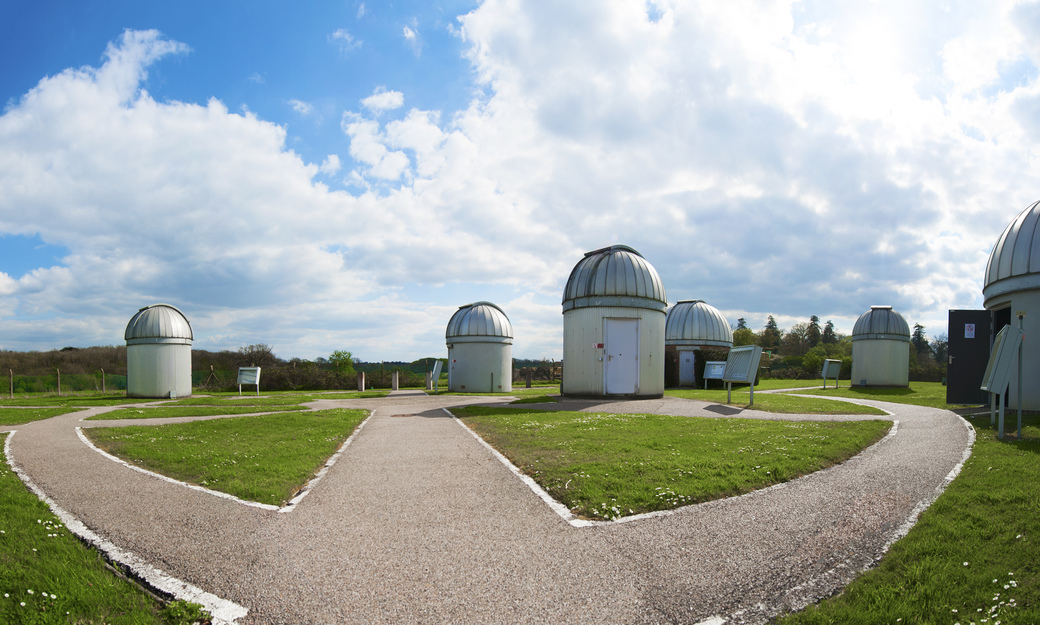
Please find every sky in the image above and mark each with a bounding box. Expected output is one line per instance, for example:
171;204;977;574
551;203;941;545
2;0;1040;362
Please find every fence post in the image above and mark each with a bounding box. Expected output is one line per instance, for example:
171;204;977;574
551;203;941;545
101;368;106;393
8;369;12;399
57;368;61;396
357;371;365;392
392;371;399;391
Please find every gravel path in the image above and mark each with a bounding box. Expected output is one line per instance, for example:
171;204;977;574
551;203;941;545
2;390;972;624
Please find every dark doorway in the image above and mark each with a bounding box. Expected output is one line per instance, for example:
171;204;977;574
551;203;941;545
946;309;992;405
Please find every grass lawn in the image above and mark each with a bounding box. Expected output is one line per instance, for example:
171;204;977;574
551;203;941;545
0;433;209;624
0;407;79;426
0;393;153;408
778;411;1040;624
85;404;308;420
453;406;891;520
83;409;368;506
792;380;962;410
664;388;887;415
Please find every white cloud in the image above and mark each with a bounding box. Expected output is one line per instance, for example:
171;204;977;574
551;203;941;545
357;3;366;19
402;24;422;56
320;154;342;175
289;99;314;116
361;88;404;113
7;3;1040;359
328;28;361;53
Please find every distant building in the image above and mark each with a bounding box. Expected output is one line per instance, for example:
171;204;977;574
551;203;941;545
561;245;667;397
851;305;909;387
125;303;193;398
445;301;513;393
664;300;733;386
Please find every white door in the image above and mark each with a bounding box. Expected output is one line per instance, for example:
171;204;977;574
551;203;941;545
604;318;639;394
679;350;696;385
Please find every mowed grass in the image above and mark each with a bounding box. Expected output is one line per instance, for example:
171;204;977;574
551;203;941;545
664;388;887;415
0;407;79;426
779;411;1040;624
86;404;308;420
794;380;959;410
0;393;150;408
0;433;208;624
83;409;368;506
453;407;891;520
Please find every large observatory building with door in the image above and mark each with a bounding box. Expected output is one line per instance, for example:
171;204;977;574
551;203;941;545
561;245;667;397
983;199;1040;409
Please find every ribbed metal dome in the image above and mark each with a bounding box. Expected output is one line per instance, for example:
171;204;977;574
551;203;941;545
665;300;733;347
984;199;1040;303
562;245;667;312
445;301;513;343
124;304;193;343
851;306;910;342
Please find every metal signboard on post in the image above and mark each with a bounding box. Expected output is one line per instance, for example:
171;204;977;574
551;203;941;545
703;361;726;389
431;360;444;394
821;359;841;388
237;367;261;396
723;345;763;406
980;325;1023;439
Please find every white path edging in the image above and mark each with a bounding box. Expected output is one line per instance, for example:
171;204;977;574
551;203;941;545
3;430;248;625
75;411;374;513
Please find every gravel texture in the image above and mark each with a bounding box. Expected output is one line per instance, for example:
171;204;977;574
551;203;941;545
1;390;972;624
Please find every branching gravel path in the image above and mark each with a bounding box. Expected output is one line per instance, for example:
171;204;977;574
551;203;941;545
2;391;972;624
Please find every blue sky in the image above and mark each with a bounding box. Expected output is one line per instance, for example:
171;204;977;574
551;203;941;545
2;1;1040;361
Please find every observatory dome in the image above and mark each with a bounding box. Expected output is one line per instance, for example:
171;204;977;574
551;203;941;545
665;300;733;347
851;306;910;342
124;304;193;344
984;199;1040;304
562;245;666;312
445;302;513;342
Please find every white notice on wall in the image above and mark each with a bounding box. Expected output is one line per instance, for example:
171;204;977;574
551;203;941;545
965;323;975;339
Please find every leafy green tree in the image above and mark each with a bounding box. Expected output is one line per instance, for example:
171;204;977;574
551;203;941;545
931;333;948;365
821;320;837;344
328;350;356;376
807;315;822;347
732;328;756;346
760;315;782;350
911;324;930;355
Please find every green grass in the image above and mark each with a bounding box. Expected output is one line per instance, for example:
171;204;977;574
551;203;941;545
0;407;79;426
510;394;560;404
86;404;308;420
454;407;891;520
0;393;153;408
793;381;964;410
83;409;368;506
778;412;1040;624
0;433;208;624
664;388;887;415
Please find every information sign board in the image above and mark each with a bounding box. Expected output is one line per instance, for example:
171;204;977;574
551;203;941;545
237;367;261;396
821;359;841;388
723;345;763;405
432;360;444;393
980;326;1022;394
723;346;762;383
704;362;726;379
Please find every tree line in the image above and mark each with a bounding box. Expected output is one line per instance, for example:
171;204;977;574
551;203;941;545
0;344;562;394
